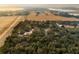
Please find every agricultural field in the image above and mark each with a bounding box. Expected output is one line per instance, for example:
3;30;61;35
0;16;23;47
26;11;79;21
0;16;18;35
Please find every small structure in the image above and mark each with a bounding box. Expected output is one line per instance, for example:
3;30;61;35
23;29;34;36
56;23;63;28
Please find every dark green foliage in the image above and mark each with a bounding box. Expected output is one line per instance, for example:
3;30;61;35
0;20;79;54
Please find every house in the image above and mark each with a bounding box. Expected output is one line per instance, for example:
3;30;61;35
56;23;63;28
23;29;34;36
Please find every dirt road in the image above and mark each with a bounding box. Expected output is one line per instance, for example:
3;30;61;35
0;16;23;47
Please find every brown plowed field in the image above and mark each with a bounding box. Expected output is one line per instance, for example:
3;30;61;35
26;11;79;21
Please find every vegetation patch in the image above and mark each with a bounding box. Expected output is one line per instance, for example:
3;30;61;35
0;20;79;54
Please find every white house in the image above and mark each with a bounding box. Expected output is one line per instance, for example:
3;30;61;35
23;29;34;36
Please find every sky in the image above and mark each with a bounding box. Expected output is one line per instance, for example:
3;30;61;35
0;4;79;8
0;4;79;12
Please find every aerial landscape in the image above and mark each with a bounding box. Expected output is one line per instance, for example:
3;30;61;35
0;4;79;54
